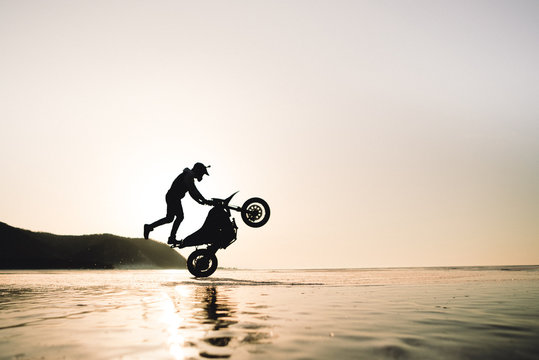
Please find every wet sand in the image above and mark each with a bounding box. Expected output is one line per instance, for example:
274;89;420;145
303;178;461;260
1;267;538;359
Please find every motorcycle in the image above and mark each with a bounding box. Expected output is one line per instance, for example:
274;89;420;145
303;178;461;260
171;192;270;277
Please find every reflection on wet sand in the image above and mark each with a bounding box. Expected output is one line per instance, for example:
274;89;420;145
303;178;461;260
2;270;539;360
162;284;273;359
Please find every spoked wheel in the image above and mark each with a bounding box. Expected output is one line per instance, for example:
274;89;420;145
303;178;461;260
241;197;270;228
187;249;218;277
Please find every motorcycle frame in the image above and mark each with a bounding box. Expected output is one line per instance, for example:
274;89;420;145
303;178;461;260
181;192;241;252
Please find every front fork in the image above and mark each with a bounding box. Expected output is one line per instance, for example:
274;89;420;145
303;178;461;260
228;205;242;213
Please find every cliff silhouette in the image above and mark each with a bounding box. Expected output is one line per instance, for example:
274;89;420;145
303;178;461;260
0;221;186;269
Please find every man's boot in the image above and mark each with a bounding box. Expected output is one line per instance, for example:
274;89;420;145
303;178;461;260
144;224;152;239
168;236;184;248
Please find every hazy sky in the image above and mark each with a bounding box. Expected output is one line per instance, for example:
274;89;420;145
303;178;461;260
1;0;538;268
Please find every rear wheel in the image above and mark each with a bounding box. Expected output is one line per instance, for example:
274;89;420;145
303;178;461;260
241;197;270;228
187;249;218;277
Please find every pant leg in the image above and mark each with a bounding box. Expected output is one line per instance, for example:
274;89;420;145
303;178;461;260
149;192;177;229
170;201;184;238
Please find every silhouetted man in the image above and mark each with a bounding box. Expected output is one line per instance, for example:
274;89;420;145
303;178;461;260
144;162;210;245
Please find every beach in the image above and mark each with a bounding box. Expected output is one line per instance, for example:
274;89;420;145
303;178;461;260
1;267;538;359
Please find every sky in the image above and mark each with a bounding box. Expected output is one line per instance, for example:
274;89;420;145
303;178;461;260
1;0;538;269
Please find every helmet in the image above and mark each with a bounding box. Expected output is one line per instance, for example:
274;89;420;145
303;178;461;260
193;162;210;176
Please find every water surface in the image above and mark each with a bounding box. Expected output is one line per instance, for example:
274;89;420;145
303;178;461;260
1;267;539;359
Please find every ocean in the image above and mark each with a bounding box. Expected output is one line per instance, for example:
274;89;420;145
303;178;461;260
1;267;538;359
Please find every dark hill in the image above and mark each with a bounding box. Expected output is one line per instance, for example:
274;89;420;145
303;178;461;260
0;222;186;269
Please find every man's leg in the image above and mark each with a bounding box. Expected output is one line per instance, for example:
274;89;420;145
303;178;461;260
144;194;177;239
150;215;175;229
169;202;184;243
144;215;174;239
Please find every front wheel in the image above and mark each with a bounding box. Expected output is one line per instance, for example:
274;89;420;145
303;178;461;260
241;197;270;228
187;249;218;277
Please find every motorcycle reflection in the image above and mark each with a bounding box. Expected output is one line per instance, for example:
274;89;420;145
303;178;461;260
167;285;273;358
194;287;236;347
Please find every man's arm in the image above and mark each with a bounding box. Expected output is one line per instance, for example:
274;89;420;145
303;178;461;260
186;177;207;205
